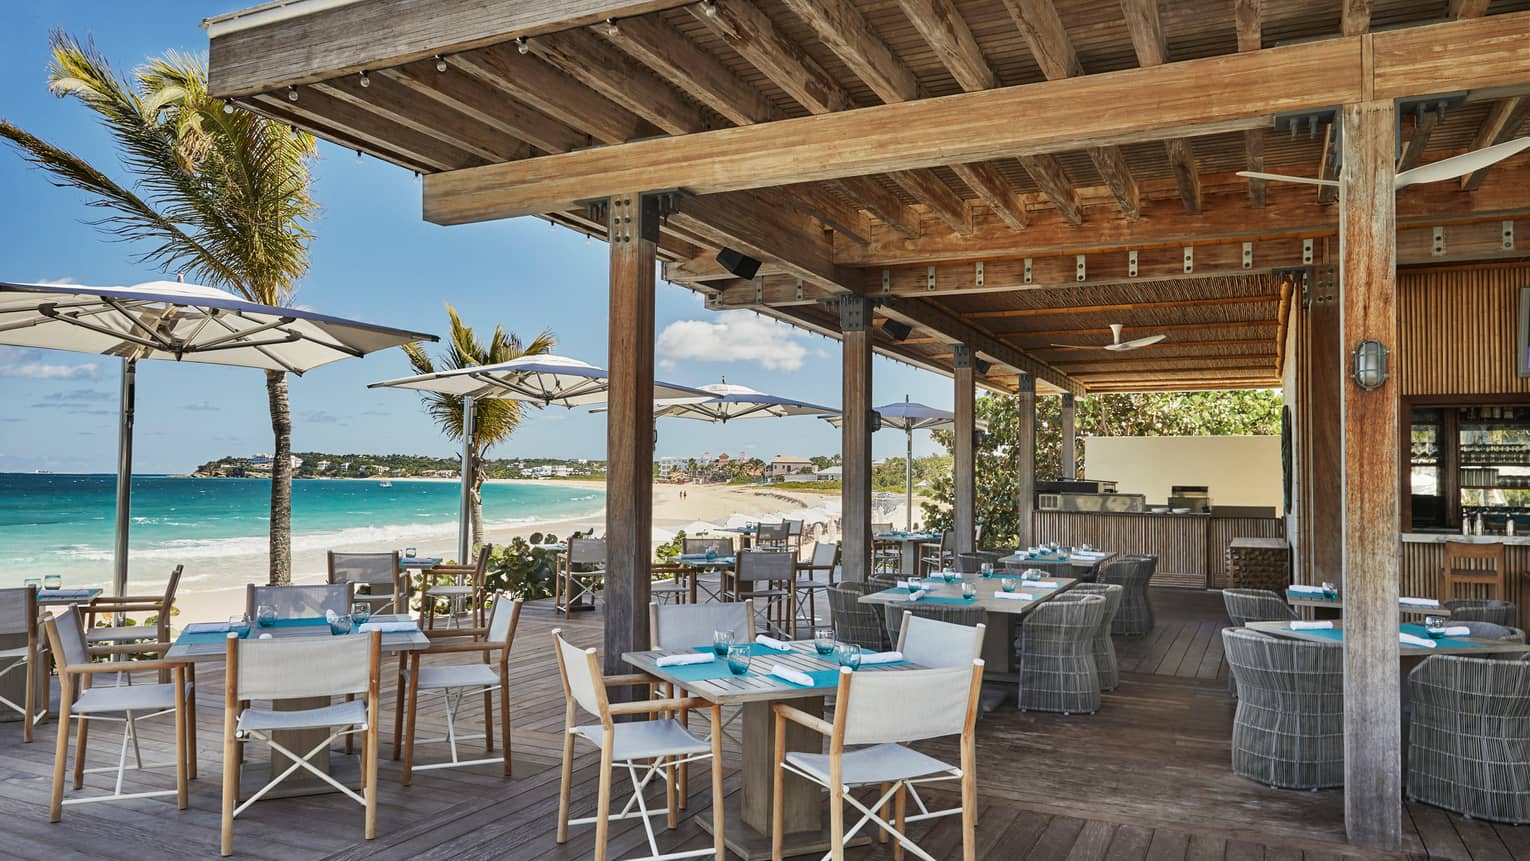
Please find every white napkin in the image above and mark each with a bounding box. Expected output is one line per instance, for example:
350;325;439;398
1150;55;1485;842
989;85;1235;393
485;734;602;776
906;589;928;602
993;591;1036;601
1030;580;1062;589
184;622;231;634
1288;584;1326;595
769;664;816;687
325;609;340;623
1442;626;1472;638
258;633;273;640
1399;596;1441;607
859;651;903;665
1400;632;1437;649
358;620;416;633
755;635;793;652
656;652;714;667
1289;620;1334;630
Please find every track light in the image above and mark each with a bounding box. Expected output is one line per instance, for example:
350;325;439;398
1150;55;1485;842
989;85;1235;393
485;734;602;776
702;0;718;16
358;70;371;87
715;248;762;280
223;101;234;114
287;85;299;102
434;54;448;72
881;320;912;342
605;18;620;35
355;149;363;164
515;37;530;54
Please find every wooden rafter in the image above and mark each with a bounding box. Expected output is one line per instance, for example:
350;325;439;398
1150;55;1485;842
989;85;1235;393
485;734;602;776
525;28;707;136
1342;0;1374;36
966;294;1279;320
1235;0;1265;207
452;43;653;144
1121;0;1203;214
312;77;528;163
1460;97;1529;190
600;13;778;126
378;62;586;155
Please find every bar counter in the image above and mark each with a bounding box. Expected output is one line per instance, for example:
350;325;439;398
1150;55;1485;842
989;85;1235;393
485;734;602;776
1033;509;1285;589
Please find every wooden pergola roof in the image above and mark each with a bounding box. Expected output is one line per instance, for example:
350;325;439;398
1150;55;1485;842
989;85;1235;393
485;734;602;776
205;0;1530;394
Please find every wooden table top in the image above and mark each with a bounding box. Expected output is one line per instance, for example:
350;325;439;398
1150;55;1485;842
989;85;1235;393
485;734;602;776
166;613;430;662
857;575;1078;615
624;640;928;705
35;588;104;606
1244;620;1530;657
1000;551;1116;569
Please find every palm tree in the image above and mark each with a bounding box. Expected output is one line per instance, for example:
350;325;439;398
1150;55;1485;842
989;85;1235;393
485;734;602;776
0;35;317;584
403;306;555;549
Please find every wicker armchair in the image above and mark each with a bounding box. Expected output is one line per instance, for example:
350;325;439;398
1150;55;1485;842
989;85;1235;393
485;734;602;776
1222;589;1297;626
1408;654;1530;823
1069;583;1123;690
880;602;985;647
1015;593;1106;715
1452;621;1525;643
1099;555;1156;636
953;553;984;574
1445;599;1518;628
826;584;889;651
1222;627;1344;790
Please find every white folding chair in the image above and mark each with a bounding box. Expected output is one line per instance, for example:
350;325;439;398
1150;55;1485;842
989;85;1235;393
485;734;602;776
895;612;986;667
401;595;522;783
327;551;407;615
793;541;839;637
0;586;48;741
418;545;491;629
773;661;984;861
682;537;734;604
559;537;607;616
220;629;381;856
553;629;724;861
247;583;352;619
730;551;793;638
42;604;193;821
649;600;755;763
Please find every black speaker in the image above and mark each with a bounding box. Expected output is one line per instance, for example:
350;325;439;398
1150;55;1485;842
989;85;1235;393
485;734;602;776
881;320;912;342
715;248;762;280
974;358;993;375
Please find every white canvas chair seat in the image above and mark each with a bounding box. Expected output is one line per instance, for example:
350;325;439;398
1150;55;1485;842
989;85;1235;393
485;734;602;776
573;718;712;761
74;681;185;714
237;699;368;735
86;625;161;644
0;644;29;659
426;584;474;597
785;743;957;786
412;663;501;690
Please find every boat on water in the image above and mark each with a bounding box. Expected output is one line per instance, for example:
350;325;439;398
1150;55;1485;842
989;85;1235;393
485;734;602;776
378;480;392;487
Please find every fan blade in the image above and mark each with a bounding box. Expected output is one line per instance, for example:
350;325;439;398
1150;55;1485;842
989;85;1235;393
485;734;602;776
1048;343;1108;351
1236;170;1340;188
1105;334;1168;352
1395;137;1530;189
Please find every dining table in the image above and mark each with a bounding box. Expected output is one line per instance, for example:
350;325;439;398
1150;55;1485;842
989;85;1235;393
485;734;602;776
1000;548;1116;580
674;553;737;603
36;587;104;606
872;530;943;577
1243;619;1530;657
625;639;927;859
166;614;429;797
1284;587;1451;618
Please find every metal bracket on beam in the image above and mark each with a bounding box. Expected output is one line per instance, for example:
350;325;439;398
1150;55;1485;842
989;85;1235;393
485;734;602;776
1302;239;1314;265
1242;242;1253;270
881;270;892;294
927;266;936;291
1024;258;1034;284
975;261;985;288
836;294;874;333
1061;392;1075;408
1394;92;1467;158
1183;247;1194;274
1016;373;1036;394
1128;250;1138;277
794;279;804;301
754;278;764;304
1075;255;1086;282
952;344;974;370
1432;226;1446;257
1506;221;1517;250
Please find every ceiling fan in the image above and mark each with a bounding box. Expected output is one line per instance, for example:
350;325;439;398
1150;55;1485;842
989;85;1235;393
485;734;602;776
1051;323;1167;352
1237;136;1530;190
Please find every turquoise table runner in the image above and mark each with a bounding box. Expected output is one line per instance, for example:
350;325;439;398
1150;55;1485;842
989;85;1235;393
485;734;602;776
880;586;977;606
1283;624;1481;649
659;659;751;683
691;643;796;658
776;664;910;688
677;554;735;566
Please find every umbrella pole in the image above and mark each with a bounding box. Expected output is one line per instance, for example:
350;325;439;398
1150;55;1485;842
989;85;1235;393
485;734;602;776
458;395;475;563
112;358;136;599
905;427;914;531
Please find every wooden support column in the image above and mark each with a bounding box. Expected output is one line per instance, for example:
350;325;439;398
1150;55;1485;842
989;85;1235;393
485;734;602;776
1060;393;1077;479
1016;374;1037;546
1338;99;1402;850
953;345;977;554
839;295;875;583
603;191;658;674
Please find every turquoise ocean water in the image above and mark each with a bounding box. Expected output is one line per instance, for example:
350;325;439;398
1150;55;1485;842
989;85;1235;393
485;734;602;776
0;473;603;588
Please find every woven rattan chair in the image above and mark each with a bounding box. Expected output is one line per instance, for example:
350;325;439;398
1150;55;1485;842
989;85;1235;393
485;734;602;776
827;584;890;651
772;661;984;861
1451;621;1525;642
418;544;491;629
401;595;523;784
1221;627;1343;790
953;553;984;574
1408;654;1530;823
1222;588;1297;626
1070;583;1124;690
1445;599;1518;628
1016;593;1106;714
0;586;47;741
1100;555;1156;636
881;602;985;649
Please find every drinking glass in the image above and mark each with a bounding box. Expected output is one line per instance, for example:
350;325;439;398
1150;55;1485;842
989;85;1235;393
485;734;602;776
814;629;835;657
726;643;752;676
328;613;354;636
351;602;372;626
1321;581;1338;597
1021;569;1041;582
834;641;862;672
256;604;278;628
43;574;62;590
1001;577;1017;593
229;614;252;639
404;547;417;559
942;570;958;584
23;577;41;590
1424;616;1446;638
961;582;977;600
980;562;994;578
713;629;735;658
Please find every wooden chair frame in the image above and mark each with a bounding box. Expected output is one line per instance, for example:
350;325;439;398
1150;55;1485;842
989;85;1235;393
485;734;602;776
86;564;183;683
0;585;48;741
1440;541;1508;604
771;660;984;861
418;544;491;630
557;537;607;617
42;607;193;822
727;551;794;638
327;550;409;616
792;542;840;638
552;629;724;861
401;595;523;783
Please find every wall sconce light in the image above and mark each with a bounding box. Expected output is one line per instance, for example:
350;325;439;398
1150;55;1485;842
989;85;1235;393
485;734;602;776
1351;339;1389;391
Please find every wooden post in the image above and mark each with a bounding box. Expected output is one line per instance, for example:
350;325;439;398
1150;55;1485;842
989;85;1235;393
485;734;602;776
1060;393;1077;480
1304;262;1343;584
953;345;977;553
603;191;657;674
1339;98;1402;850
1016;374;1037;546
839;295;874;583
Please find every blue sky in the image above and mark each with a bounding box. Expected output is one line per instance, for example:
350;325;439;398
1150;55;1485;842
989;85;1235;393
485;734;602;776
0;1;956;474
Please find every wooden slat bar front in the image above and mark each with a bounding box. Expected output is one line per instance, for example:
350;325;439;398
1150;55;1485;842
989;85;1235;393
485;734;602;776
1034;510;1284;589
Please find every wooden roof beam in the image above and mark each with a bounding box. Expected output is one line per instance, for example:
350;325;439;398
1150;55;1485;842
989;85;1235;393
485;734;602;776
311;76;528;163
378;62;587;155
600;13;780;127
1121;0;1203;214
1235;0;1266;207
452;43;654;145
830;177;922;239
420;12;1530;223
524;28;707;136
266;85;479;171
247;93;439;174
1460;97;1529;190
1342;0;1374;36
966;294;1280;320
1449;0;1493;17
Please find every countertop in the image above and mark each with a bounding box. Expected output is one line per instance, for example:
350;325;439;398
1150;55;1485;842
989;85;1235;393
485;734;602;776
1402;532;1530;546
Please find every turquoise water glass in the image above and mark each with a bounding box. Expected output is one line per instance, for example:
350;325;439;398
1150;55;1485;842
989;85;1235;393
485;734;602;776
835;642;862;672
23;578;40;590
351;602;371;626
961;582;977;600
713;629;735;658
1001;577;1017;593
942;570;958;584
256;604;277;628
980;562;994;578
43;574;62;590
727;643;752;675
328;613;354;636
814;629;834;657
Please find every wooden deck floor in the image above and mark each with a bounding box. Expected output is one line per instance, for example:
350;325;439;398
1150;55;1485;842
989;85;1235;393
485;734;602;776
0;589;1525;860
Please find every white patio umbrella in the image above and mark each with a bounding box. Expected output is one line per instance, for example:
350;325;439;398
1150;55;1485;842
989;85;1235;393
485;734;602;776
369;354;710;560
650;381;839;423
0;278;438;596
826;396;988;530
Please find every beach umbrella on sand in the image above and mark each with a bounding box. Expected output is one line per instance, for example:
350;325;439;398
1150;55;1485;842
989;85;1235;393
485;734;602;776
0;278;438;597
825;397;988;531
369;354;710;561
649;380;838;423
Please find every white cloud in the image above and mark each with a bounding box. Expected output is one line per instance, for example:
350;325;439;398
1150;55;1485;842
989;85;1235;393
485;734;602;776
34;277;77;286
657;311;809;372
0;347;99;380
